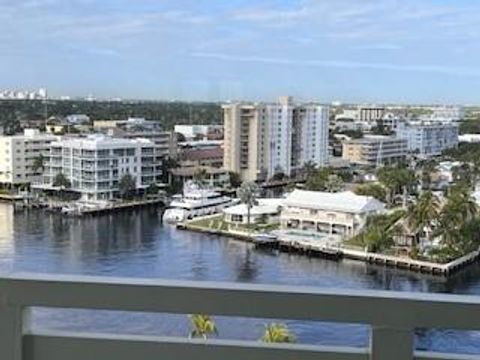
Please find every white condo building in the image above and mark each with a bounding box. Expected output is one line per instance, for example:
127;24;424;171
0;129;56;186
43;135;161;201
396;122;459;157
223;96;329;182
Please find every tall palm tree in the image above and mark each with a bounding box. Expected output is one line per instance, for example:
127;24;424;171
237;182;259;230
189;314;218;340
32;154;45;174
436;185;478;251
406;190;440;244
398;167;417;209
377;167;396;205
261;323;296;343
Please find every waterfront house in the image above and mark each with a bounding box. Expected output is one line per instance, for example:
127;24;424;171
281;190;385;238
223;198;283;225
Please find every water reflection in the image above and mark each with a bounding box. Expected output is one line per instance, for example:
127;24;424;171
2;204;480;354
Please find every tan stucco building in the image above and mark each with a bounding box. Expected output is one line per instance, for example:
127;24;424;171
342;136;407;166
223;97;329;182
281;190;385;238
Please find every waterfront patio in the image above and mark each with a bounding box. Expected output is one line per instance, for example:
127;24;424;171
1;273;480;360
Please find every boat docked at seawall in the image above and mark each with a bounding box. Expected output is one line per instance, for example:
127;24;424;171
163;181;237;223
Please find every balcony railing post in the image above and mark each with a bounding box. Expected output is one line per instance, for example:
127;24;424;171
370;326;413;360
0;293;23;360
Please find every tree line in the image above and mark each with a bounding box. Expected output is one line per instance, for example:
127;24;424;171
0;100;222;132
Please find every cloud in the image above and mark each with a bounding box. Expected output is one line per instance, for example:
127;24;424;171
190;51;480;78
353;43;402;51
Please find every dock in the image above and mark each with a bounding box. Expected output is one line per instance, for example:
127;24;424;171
47;197;167;216
181;217;480;277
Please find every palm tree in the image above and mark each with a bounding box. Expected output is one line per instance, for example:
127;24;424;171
189;314;218;340
406;190;440;244
32;154;45;174
436;185;478;251
420;159;437;190
377;167;397;205
398;167;417;209
261;323;296;343
237;182;259;230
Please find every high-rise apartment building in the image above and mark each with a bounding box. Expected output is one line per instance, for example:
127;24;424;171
0;129;56;186
223;97;329;182
43;135;161;201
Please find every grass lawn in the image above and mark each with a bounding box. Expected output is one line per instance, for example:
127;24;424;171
187;215;279;233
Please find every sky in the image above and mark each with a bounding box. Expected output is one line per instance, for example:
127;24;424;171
1;0;480;103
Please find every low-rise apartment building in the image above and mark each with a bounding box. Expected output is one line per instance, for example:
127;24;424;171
0;129;56;186
342;136;408;166
43;135;161;201
396;122;458;158
281;190;385;238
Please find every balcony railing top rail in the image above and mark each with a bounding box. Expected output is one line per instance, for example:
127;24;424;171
0;272;479;360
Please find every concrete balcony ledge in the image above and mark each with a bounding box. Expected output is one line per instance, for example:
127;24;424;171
0;273;479;360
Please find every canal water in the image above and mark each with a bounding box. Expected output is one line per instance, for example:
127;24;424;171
1;204;480;355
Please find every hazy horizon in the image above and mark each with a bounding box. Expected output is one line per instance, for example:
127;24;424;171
2;1;480;104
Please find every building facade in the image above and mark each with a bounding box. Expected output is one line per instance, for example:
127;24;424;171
281;190;385;239
43;135;161;201
174;125;223;141
396;122;459;157
342;136;408;166
223;96;329;182
357;105;386;123
0;129;56;186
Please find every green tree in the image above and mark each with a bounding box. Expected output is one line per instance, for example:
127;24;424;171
377;166;416;207
261;323;296;344
189;314;218;340
419;159;437;190
32;154;45;174
119;174;136;200
301;160;317;179
146;183;159;195
435;185;478;256
324;174;344;193
452;163;473;188
237;182;259;229
354;183;387;202
406;190;440;242
52;173;71;188
305;168;332;191
228;171;242;188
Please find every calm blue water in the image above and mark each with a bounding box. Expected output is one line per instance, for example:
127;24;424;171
1;204;480;355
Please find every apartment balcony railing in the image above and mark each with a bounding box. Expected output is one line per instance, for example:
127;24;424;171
0;273;479;360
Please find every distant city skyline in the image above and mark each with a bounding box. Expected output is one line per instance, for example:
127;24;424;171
2;1;480;103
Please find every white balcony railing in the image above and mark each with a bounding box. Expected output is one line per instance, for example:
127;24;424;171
0;273;479;360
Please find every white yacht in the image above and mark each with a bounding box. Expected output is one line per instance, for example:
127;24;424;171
163;181;236;223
